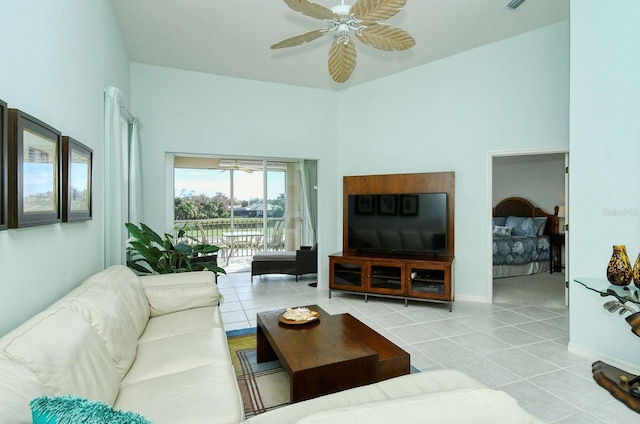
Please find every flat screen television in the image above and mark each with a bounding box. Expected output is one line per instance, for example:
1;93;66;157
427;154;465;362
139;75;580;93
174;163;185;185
347;192;447;255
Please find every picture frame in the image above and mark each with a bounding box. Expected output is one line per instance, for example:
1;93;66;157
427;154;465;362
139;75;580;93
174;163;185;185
0;99;7;231
7;109;62;228
355;195;374;214
378;194;397;215
62;136;92;222
400;195;419;216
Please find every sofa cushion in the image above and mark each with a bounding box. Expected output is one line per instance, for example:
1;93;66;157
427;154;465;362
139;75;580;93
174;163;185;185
138;306;223;343
121;327;229;386
30;395;151;424
115;363;244;424
0;308;120;404
89;265;150;337
68;284;139;379
140;271;219;317
252;251;296;261
296;388;537;424
0;359;52;424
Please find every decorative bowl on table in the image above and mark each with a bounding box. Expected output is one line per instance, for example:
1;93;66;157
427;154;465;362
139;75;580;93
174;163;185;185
278;307;320;325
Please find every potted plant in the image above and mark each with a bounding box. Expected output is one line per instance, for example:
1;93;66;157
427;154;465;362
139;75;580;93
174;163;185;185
125;222;225;275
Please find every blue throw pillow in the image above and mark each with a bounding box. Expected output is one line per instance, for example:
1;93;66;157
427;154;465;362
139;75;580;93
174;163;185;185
492;216;507;227
30;395;152;424
505;216;545;236
493;225;513;236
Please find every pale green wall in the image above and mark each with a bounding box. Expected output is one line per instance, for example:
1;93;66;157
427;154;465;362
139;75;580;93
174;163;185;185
337;23;569;300
129;65;339;282
0;0;130;335
569;0;640;369
131;23;569;295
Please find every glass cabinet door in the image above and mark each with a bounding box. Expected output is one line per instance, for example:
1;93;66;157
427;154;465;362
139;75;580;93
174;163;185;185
331;261;364;290
369;264;404;295
408;266;447;299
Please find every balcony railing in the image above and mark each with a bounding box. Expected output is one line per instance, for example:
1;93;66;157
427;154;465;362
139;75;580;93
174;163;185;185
175;218;286;260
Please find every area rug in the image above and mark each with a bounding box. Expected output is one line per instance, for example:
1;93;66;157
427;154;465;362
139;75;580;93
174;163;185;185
226;327;419;417
227;328;291;417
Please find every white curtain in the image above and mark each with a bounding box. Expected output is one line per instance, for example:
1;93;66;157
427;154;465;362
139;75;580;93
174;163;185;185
128;118;143;224
103;86;143;267
300;160;318;245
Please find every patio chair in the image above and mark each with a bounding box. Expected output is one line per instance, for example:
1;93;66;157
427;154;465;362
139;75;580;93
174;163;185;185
251;243;318;282
266;220;285;251
196;223;228;264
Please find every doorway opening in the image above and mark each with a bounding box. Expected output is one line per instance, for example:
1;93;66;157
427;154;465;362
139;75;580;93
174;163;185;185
488;150;569;308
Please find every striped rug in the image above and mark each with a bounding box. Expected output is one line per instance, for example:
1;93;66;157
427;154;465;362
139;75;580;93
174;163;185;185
227;328;290;417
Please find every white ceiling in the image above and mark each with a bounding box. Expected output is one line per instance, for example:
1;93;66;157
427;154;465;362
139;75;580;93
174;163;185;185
111;0;569;91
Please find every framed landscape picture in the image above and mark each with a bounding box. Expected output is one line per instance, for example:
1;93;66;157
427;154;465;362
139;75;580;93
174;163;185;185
62;136;92;222
0;99;7;231
7;109;62;228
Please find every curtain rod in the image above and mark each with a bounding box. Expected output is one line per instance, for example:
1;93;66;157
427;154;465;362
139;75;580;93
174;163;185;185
119;105;134;122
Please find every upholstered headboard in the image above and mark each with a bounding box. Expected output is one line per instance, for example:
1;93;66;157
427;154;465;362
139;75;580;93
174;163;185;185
492;197;559;235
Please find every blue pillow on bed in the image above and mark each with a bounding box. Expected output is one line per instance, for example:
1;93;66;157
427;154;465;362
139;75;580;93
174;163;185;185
493;225;512;236
492;217;507;227
30;395;152;424
505;216;547;236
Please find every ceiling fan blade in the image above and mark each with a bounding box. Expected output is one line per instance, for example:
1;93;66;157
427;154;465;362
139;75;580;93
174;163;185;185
271;28;327;49
283;0;339;21
350;0;407;22
328;36;357;83
356;23;415;51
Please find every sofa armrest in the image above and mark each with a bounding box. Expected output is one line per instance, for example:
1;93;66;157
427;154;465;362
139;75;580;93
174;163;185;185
139;271;219;317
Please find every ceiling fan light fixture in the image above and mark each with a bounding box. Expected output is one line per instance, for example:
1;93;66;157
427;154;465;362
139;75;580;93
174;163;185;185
503;0;527;10
272;0;414;84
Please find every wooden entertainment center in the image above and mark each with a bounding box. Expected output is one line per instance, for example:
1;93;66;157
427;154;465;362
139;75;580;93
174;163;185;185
329;172;455;311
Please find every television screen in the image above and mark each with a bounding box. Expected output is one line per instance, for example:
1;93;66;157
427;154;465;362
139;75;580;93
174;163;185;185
347;192;447;254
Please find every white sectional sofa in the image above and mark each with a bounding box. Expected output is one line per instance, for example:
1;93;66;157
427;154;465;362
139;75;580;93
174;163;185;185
0;265;543;424
0;265;243;424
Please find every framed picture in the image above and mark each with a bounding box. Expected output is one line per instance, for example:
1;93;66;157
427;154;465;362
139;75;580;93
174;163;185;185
7;109;61;228
400;195;419;216
0;99;7;231
378;194;397;215
355;195;374;214
62;137;92;222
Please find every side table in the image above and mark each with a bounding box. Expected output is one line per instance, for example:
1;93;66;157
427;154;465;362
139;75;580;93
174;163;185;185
573;278;640;413
549;233;565;274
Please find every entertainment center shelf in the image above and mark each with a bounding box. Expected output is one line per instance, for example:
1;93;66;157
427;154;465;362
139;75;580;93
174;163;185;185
333;171;455;311
329;252;454;311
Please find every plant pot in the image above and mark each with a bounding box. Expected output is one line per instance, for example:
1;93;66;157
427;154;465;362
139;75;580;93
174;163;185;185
606;245;632;286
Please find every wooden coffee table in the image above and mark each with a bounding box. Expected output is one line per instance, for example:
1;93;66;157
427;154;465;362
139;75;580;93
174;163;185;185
256;305;410;403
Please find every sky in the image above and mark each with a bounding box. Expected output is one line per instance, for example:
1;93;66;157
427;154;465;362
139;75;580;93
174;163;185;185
174;168;285;201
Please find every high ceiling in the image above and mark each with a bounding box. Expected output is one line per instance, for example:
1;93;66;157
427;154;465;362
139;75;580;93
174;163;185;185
111;0;569;90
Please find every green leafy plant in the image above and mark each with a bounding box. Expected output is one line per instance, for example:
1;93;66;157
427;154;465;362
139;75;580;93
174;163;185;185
125;222;225;275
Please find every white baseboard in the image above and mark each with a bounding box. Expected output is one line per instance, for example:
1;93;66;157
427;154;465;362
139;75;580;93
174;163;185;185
568;342;640;375
455;294;491;303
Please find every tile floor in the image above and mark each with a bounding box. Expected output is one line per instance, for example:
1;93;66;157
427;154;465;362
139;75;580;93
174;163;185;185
217;272;638;423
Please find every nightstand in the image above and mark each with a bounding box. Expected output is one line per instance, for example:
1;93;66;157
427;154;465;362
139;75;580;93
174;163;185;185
549;233;565;274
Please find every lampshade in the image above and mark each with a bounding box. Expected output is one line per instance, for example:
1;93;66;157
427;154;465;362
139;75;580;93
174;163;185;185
557;206;566;218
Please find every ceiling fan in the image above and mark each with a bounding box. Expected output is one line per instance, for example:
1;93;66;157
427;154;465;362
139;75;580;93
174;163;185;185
271;0;415;83
217;159;264;173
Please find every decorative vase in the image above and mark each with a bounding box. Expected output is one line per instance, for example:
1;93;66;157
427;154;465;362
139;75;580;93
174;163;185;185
633;252;640;289
606;245;632;286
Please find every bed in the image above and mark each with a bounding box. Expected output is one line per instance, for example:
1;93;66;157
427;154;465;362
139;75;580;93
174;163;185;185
492;197;559;278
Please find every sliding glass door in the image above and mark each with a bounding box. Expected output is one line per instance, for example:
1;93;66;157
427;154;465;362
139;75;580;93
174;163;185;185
173;156;311;269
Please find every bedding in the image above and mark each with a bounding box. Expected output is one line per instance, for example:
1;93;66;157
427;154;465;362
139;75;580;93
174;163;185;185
492;197;559;279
